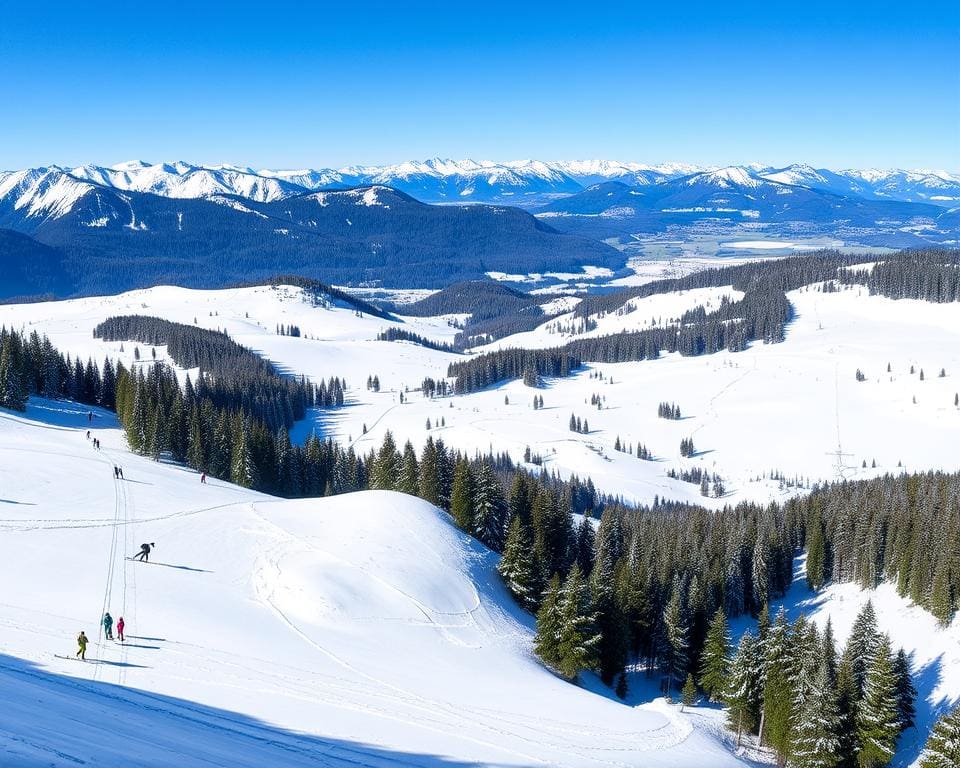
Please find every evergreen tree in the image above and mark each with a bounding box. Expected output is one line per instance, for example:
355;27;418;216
699;608;731;701
920;704;960;768
893;648;916;731
534;574;563;668
681;673;697;711
790;659;842;768
498;517;539;610
615;671;628;700
473;461;507;551
554;564;601;680
370;430;399;490
856;634;901;768
661;587;689;688
397;441;420;496
726;632;762;745
450;458;475;532
761;608;793;759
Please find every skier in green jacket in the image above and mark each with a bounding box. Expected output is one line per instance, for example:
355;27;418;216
103;612;114;640
76;631;88;660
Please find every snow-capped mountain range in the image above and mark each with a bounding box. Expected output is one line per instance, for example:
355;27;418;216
2;159;958;212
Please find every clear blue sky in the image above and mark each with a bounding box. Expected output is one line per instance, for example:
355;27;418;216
1;0;957;170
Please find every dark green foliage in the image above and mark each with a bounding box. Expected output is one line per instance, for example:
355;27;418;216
920;704;960;768
699;608;731;701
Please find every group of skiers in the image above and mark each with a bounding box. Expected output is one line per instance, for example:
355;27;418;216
74;544;153;659
75;614;125;660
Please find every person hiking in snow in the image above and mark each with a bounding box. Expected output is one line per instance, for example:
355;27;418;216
76;630;88;660
116;616;125;642
86;430;90;440
118;466;124;479
113;466;119;479
103;612;113;640
200;472;206;484
134;542;154;562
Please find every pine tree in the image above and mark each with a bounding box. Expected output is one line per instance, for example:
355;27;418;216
856;634;900;768
615;671;628;700
920;704;960;768
498;517;538;610
892;648;916;731
681;673;697;711
726;632;762;745
370;431;399;490
450;458;475;532
473;462;507;551
554;564;601;680
806;510;828;590
662;587;689;688
699;608;731;701
790;659;842;768
761;608;792;759
534;574;563;668
397;441;420;496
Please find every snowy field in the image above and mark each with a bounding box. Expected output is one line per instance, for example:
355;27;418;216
0;401;747;767
3;281;958;509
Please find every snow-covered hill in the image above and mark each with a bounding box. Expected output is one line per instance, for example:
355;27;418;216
0;400;747;767
2;277;959;514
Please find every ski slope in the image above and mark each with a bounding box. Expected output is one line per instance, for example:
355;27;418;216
0;400;748;767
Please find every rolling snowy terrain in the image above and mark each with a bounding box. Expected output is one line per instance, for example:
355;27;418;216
0;401;748;767
2;278;958;511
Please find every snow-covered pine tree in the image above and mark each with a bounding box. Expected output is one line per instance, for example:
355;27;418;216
534;574;563;668
893;648;916;731
919;704;960;768
699;607;731;701
473;461;507;551
855;633;901;768
661;585;689;689
725;632;762;746
555;564;601;681
370;430;400;491
790;658;842;768
760;607;792;758
498;516;538;610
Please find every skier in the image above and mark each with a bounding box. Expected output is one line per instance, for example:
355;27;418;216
118;467;124;480
86;430;90;440
134;542;155;562
113;466;119;479
116;616;125;642
88;411;93;422
200;472;206;484
76;630;88;660
103;612;113;640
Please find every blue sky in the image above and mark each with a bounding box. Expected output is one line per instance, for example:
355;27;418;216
0;1;957;170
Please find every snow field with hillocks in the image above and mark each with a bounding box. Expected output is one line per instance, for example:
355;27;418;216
0;402;746;767
2;281;959;511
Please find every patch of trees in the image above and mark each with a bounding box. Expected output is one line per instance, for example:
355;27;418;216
276;324;301;337
679;437;696;457
658;401;682;419
420;377;450;398
838;249;960;303
447;347;580;394
569;414;589;434
723;602;915;766
376;327;456;353
93;315;341;432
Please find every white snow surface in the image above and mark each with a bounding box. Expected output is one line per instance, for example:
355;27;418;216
0;401;748;767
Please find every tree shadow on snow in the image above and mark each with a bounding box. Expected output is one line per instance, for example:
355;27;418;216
895;652;956;767
0;653;515;767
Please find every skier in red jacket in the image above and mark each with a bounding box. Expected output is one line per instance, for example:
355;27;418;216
116;616;125;642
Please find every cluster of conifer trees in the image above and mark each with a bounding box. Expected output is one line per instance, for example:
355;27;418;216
376;327;456;353
721;602;915;767
658;401;682;419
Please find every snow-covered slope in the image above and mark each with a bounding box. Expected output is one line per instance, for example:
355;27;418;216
0;400;747;767
2;277;960;514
